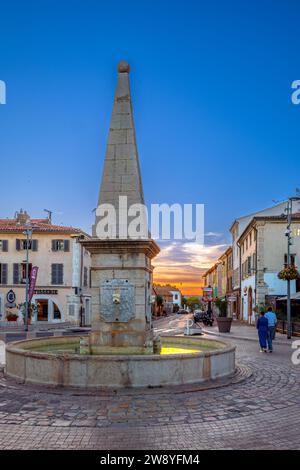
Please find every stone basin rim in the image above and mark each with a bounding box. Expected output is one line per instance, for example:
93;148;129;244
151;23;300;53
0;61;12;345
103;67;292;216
5;335;235;361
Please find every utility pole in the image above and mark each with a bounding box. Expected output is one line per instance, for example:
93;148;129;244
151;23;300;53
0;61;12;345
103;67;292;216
23;226;33;332
285;196;300;339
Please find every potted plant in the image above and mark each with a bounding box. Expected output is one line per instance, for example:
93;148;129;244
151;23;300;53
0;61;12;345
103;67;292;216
6;311;19;322
215;297;232;333
278;265;300;281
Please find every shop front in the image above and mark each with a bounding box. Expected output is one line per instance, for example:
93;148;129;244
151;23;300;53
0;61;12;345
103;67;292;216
31;289;64;322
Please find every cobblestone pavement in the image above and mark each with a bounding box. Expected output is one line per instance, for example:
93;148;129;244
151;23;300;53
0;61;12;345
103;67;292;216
0;316;299;450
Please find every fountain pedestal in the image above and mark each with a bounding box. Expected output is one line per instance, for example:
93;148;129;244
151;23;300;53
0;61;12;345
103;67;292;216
81;239;159;354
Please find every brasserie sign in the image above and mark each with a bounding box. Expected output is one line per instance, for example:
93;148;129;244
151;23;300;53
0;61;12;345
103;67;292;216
33;289;58;295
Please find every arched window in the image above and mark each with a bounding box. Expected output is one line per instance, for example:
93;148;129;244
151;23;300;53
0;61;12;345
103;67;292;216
53;303;61;320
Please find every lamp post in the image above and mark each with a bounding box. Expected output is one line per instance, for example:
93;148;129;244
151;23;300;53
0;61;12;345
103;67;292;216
23;226;32;332
285;196;300;339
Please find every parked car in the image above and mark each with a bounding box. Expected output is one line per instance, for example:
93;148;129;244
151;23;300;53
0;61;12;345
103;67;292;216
176;309;189;315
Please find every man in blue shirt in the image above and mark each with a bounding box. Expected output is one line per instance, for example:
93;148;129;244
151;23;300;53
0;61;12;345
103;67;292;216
265;307;277;353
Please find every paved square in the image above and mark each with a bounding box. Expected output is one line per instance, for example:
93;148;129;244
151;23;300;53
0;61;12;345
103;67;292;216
0;317;299;450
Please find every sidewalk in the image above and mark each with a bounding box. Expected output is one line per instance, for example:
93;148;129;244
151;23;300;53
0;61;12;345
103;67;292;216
202;321;293;345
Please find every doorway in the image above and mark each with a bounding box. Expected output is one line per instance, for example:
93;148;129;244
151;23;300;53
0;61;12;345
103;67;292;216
37;299;48;321
35;298;62;322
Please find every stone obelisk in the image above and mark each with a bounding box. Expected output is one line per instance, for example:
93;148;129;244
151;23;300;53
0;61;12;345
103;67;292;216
82;61;160;354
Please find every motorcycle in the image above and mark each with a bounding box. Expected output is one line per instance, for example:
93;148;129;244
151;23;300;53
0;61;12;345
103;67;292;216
193;310;214;327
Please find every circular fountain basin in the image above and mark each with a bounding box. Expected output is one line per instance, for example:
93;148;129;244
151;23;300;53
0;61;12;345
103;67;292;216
5;336;235;388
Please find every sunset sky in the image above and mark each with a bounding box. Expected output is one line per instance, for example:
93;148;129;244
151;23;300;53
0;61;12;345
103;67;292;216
1;1;299;294
152;240;227;295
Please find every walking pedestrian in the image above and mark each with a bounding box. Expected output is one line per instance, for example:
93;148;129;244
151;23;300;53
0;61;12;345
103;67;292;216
256;311;268;352
265;306;277;353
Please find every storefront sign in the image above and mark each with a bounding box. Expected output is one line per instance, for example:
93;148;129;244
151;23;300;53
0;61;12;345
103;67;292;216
33;289;58;295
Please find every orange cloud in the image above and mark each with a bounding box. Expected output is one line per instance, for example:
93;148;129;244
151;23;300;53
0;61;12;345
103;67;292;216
153;241;228;295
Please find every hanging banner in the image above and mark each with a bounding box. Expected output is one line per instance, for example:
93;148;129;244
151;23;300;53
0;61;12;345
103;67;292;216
28;266;39;302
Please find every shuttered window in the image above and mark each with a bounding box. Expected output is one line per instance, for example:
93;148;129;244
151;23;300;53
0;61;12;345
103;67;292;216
247;256;251;276
51;264;64;285
13;263;20;284
52;240;70;252
83;267;88;287
0;264;8;284
252;253;256;271
32;240;38;251
16;239;38;251
0;240;8;252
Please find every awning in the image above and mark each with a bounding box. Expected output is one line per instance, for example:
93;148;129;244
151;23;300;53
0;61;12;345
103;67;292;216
277;292;300;301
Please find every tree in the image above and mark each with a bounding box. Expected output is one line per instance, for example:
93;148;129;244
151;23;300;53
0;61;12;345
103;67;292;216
186;296;201;311
181;296;188;308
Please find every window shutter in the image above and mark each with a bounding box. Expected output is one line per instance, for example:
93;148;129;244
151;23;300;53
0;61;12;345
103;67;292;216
32;240;38;251
51;264;56;284
64;240;70;252
13;263;19;284
247;256;251;275
1;264;8;284
16;239;20;251
52;264;63;284
52;240;57;252
58;264;64;284
2;240;8;252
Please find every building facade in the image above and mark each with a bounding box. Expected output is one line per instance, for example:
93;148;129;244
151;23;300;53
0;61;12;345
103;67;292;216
229;200;295;319
239;214;300;323
203;202;300;322
153;284;182;306
0;210;92;326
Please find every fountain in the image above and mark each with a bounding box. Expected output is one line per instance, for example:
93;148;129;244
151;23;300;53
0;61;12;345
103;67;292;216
5;62;235;388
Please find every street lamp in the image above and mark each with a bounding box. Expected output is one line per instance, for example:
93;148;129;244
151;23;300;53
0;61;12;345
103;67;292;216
23;226;33;332
285;196;300;339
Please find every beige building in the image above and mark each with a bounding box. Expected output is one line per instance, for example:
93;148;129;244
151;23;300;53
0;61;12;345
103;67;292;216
203;248;234;316
238;214;300;324
219;247;233;298
202;261;222;298
0;210;92;326
229;201;293;319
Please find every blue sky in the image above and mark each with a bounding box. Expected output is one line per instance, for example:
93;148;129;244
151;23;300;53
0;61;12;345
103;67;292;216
0;0;299;291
